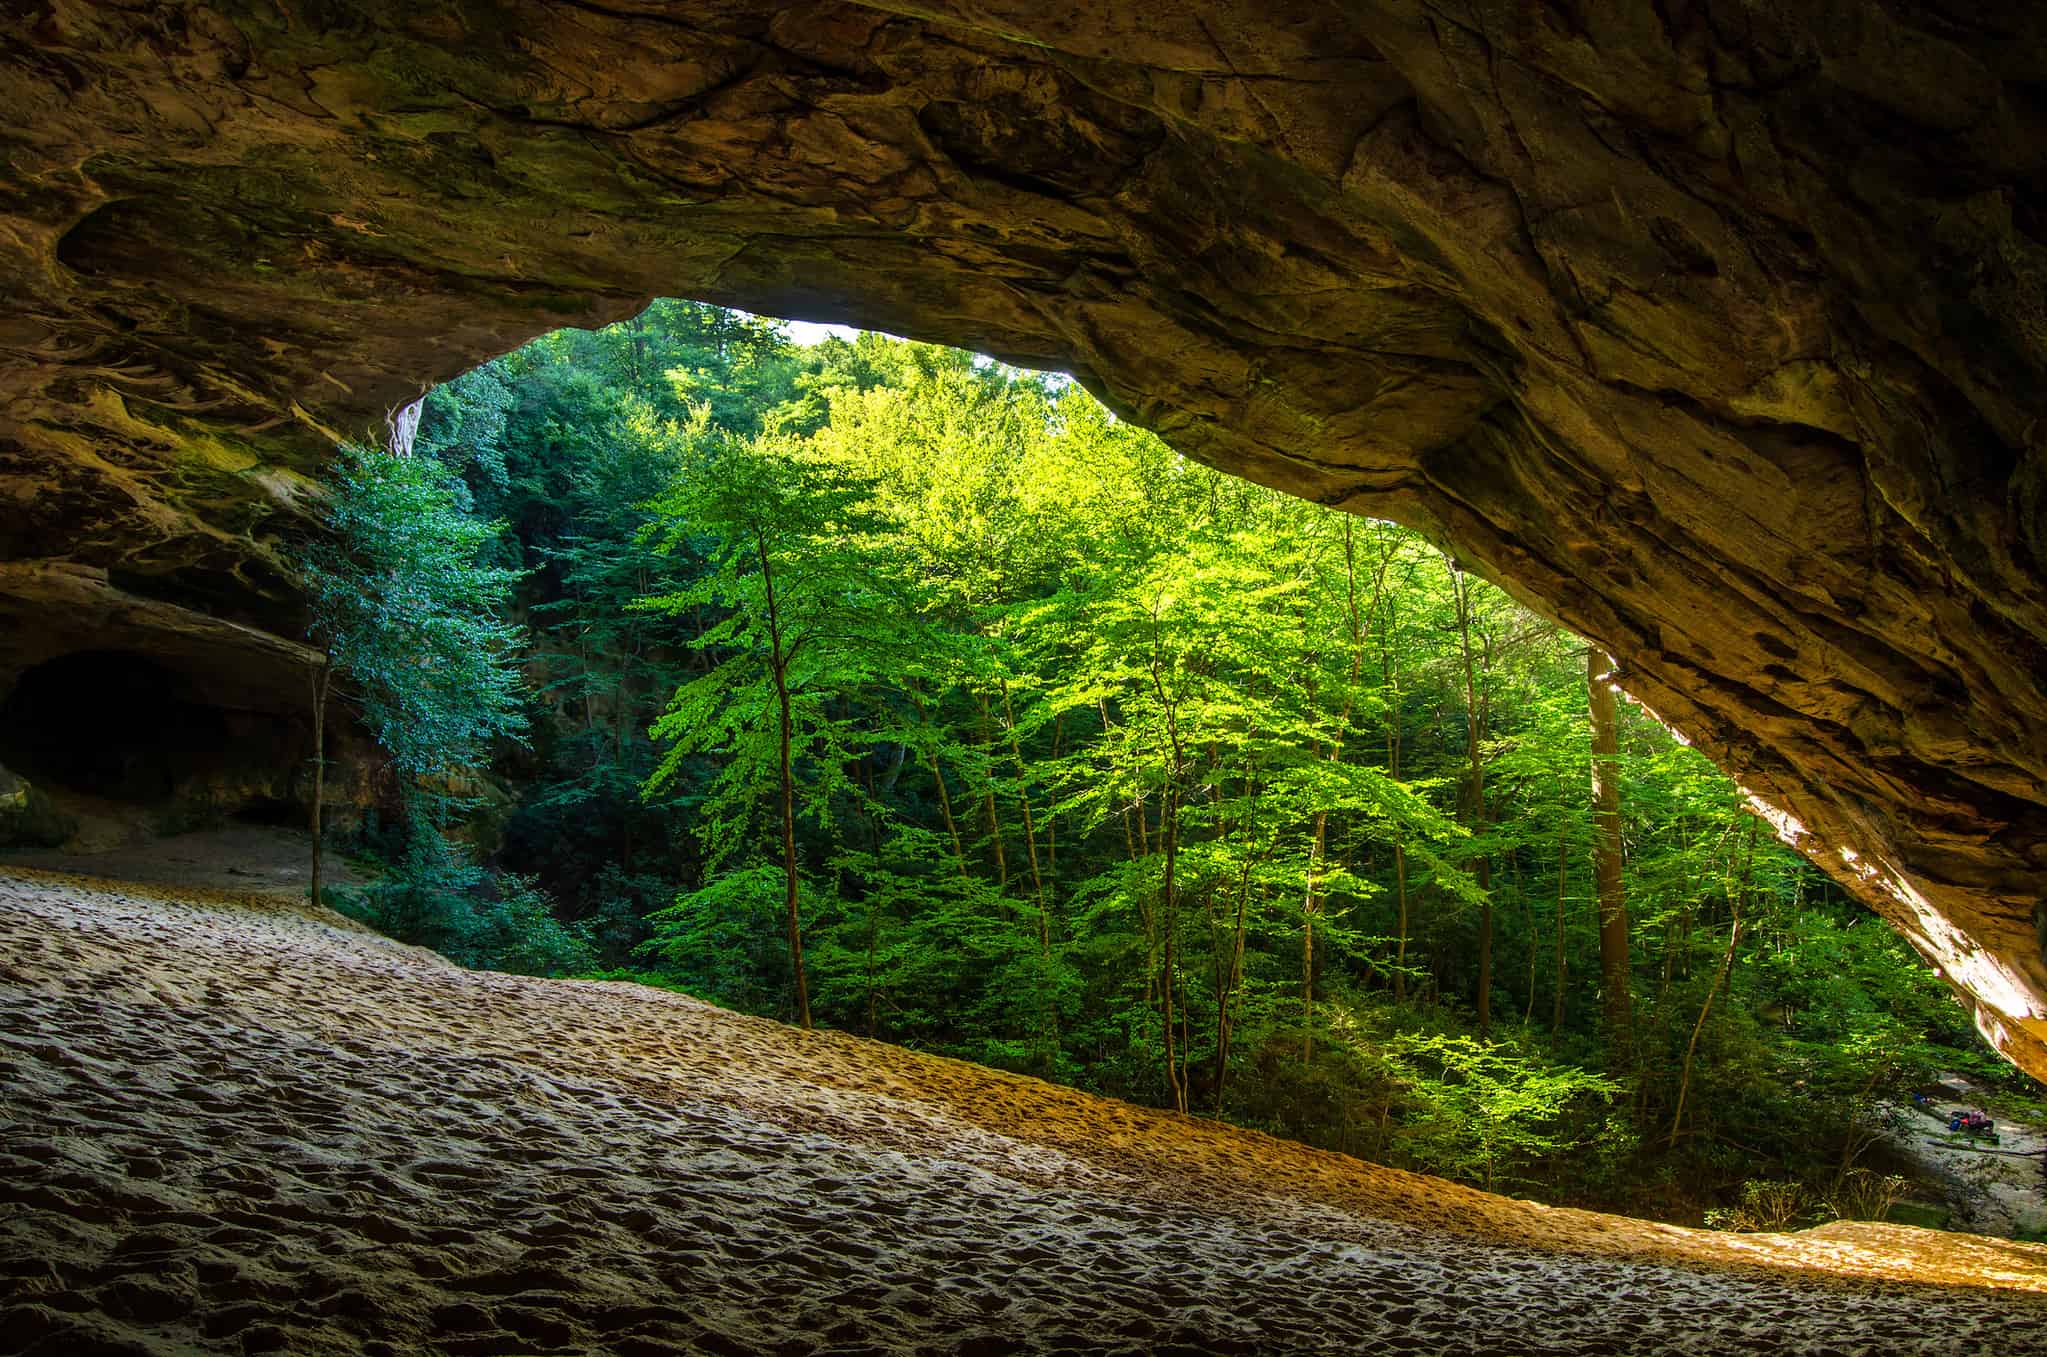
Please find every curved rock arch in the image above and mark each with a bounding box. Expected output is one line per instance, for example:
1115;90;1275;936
3;2;2044;1076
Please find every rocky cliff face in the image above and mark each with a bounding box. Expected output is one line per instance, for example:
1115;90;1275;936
3;3;2045;1077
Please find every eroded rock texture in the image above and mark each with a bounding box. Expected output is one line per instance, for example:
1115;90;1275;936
3;4;2046;1074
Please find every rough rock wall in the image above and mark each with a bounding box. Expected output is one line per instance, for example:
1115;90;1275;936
2;2;2045;1076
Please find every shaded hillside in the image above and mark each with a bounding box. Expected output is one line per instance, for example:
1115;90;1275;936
0;868;2040;1356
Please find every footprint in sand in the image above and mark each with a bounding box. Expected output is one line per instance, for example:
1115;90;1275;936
0;867;2044;1357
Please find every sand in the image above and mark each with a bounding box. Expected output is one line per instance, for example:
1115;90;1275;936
1;823;362;898
1;867;2042;1356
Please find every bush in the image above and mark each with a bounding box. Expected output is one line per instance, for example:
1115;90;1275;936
336;823;484;954
0;770;74;849
1228;1031;1404;1160
467;872;597;977
336;826;593;976
1706;1179;1818;1233
1828;1168;1909;1223
1383;1032;1619;1192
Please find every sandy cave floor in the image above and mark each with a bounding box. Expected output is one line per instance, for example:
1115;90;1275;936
0;821;363;898
0;869;2043;1357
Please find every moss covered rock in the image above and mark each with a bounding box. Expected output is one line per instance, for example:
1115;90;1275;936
0;765;75;852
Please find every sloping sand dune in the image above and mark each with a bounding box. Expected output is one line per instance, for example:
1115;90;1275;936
1;869;2042;1356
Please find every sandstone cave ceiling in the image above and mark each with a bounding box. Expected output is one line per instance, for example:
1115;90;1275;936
2;2;2046;1079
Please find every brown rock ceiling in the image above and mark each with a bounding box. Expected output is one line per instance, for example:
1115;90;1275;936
2;3;2045;1078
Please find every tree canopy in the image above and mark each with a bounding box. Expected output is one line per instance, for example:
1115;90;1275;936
306;300;2027;1229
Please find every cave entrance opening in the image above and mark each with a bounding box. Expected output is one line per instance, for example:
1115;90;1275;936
233;795;307;829
0;649;314;838
0;650;227;805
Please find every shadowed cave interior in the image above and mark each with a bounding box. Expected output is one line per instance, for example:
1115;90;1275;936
0;649;311;833
0;652;228;804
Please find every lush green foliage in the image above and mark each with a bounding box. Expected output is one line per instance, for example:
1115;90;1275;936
342;819;593;976
302;442;565;971
325;302;2018;1223
303;444;528;792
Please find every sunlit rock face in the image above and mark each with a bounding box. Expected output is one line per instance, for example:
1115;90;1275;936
2;4;2045;1075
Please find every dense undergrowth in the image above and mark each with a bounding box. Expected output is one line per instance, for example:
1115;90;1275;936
310;301;2029;1228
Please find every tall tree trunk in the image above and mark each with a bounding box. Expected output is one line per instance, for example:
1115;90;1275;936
926;744;968;873
1108;699;1157;1009
1391;841;1410;1000
1046;714;1064;878
1553;812;1569;1040
1516;849;1537;1025
973;692;1010;890
581;634;597;735
1659;899;1688;1008
1000;680;1051;955
1386;619;1409;1003
910;687;968;873
1213;851;1252;1113
309;658;332;910
1301;844;1317;1063
1160;783;1186;1115
1208;730;1255;1115
857;760;883;1039
1452;565;1492;1038
1374;543;1413;1004
1588;647;1630;1058
628;313;648;394
1302;522;1384;1054
1149;610;1191;1116
1299;670;1324;1065
1668;816;1757;1148
758;529;811;1031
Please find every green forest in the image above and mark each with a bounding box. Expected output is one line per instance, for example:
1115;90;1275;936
303;300;2025;1229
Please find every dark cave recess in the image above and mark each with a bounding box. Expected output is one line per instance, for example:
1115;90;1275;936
0;649;308;818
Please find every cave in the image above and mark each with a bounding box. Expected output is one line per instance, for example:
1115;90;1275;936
0;651;230;806
1;5;2044;1086
6;6;2047;1349
0;646;322;841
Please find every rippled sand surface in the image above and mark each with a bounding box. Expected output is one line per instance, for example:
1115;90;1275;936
2;868;2042;1356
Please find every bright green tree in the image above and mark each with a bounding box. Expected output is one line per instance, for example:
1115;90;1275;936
371;309;2017;1222
639;414;917;1028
